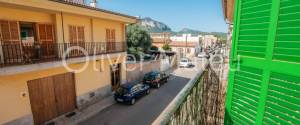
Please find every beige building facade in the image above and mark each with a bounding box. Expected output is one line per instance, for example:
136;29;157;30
0;0;136;124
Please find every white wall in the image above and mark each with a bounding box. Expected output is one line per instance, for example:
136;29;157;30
170;34;202;42
202;35;218;48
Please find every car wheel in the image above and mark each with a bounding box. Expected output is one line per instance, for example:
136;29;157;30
130;98;136;105
146;89;150;94
156;83;161;88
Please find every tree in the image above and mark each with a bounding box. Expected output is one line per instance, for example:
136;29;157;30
126;24;152;60
162;44;172;51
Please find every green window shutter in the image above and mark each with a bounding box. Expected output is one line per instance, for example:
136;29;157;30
237;0;272;58
230;66;263;124
263;73;300;124
273;0;300;63
225;0;300;125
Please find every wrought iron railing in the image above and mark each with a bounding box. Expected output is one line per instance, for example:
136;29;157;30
153;64;224;125
0;42;126;67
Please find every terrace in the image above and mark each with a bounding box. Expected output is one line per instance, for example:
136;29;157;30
0;42;126;68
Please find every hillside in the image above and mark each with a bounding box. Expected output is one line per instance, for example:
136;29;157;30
138;17;172;32
138;17;226;39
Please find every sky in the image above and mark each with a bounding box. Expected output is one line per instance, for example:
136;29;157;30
94;0;227;32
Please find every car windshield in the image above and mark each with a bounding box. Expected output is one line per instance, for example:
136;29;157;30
144;72;157;80
116;87;129;94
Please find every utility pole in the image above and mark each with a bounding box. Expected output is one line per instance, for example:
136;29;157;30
185;34;188;57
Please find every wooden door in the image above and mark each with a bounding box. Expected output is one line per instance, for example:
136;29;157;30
110;63;121;91
27;73;76;125
53;73;76;114
28;77;58;125
38;24;55;58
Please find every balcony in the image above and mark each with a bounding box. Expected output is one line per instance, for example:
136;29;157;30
154;64;226;125
0;42;126;68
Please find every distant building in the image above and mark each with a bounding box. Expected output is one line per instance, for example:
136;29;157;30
202;35;218;49
169;41;197;58
150;32;172;50
170;34;202;43
222;0;234;59
151;33;200;58
170;34;201;57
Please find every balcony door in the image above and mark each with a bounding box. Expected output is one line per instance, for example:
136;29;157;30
106;29;116;52
69;25;85;57
0;20;22;64
37;24;55;58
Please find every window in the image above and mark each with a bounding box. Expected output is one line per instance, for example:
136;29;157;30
106;29;116;51
69;25;84;43
131;86;139;93
187;48;191;53
0;20;20;44
106;29;116;42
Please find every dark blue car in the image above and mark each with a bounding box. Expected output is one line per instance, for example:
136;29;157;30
143;71;169;88
114;83;150;105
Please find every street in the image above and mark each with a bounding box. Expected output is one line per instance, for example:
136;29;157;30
79;59;206;125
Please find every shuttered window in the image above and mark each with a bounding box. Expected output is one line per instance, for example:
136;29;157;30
236;0;272;58
106;29;116;43
0;20;22;63
273;0;300;63
38;24;54;44
106;29;116;51
77;26;84;43
0;20;20;44
226;0;300;125
69;25;84;43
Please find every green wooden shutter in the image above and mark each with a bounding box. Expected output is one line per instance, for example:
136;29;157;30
225;0;300;125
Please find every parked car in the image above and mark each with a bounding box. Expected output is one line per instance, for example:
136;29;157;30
114;83;150;105
143;71;169;88
179;58;193;68
197;52;208;58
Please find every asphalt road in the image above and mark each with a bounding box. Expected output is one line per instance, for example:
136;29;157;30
78;66;202;125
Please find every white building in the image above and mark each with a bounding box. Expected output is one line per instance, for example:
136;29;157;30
169;42;197;58
202;35;218;49
170;34;202;56
170;34;202;42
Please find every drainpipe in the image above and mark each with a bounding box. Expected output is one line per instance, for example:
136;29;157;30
61;12;65;43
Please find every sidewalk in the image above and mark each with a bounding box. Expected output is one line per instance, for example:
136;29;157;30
47;68;178;125
47;95;115;125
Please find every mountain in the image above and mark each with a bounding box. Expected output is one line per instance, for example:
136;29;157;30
138;17;172;32
176;28;205;35
138;17;226;39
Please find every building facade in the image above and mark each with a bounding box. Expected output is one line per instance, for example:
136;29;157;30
202;35;218;49
0;0;136;124
169;42;197;58
170;33;202;43
150;32;171;50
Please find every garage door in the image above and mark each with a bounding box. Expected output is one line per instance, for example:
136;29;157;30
27;72;76;125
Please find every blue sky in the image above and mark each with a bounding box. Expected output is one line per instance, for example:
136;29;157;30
95;0;227;32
